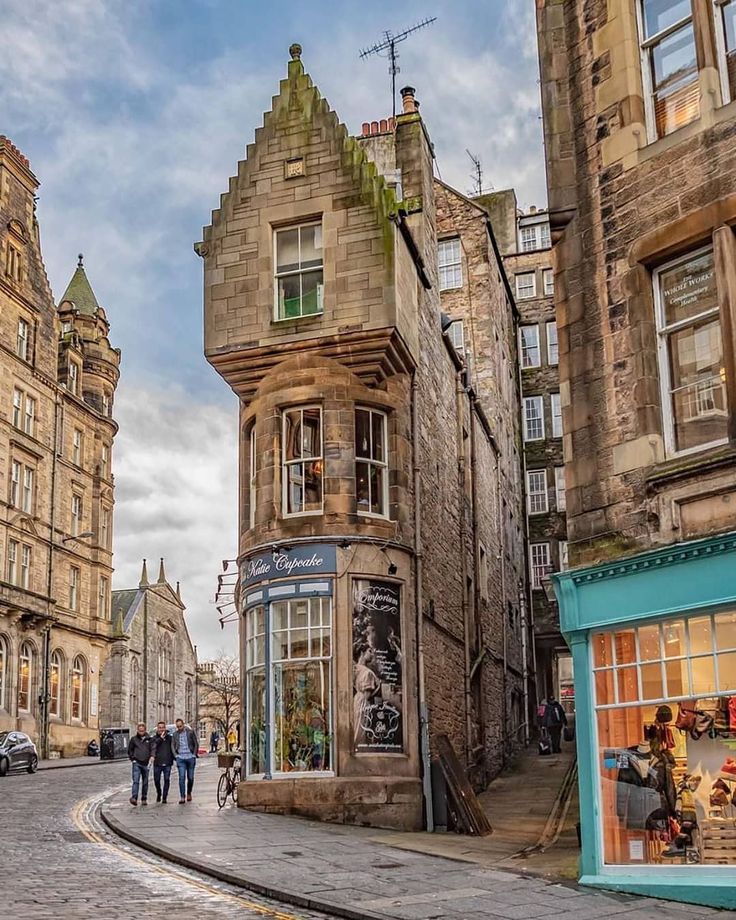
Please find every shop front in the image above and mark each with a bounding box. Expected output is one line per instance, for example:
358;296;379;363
237;541;423;830
553;531;736;910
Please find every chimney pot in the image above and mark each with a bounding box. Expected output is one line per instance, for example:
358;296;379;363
370;121;379;135
529;205;537;214
361;122;370;136
400;86;417;114
379;118;388;133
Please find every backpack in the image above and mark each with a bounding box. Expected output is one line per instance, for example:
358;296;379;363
548;702;563;725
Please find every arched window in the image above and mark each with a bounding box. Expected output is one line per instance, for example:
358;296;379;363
50;650;63;718
18;641;33;712
157;634;173;723
185;678;193;725
71;655;86;721
130;657;143;724
0;636;7;710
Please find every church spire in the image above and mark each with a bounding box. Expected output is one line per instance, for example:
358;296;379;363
139;558;149;588
157;557;166;584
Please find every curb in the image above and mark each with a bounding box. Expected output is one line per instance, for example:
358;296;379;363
40;759;112;771
99;802;394;920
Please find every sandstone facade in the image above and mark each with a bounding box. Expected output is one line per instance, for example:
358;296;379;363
198;50;527;830
0;137;120;757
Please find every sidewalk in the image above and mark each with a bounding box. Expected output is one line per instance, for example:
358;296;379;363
100;757;728;920
40;755;109;770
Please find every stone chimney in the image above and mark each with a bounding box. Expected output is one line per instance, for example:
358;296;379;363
401;86;417;115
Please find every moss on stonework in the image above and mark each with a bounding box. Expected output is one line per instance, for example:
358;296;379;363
571;532;640;568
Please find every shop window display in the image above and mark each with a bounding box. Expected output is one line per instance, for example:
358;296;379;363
593;610;736;866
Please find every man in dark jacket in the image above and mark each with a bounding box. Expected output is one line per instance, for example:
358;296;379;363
543;695;568;754
172;718;198;804
127;723;152;806
151;721;174;803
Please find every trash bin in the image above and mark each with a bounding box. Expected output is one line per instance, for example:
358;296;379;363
100;727;130;760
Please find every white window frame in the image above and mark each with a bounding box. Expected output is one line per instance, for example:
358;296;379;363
543;269;554;296
101;506;110;549
22;466;33;514
355;407;389;518
71;655;85;721
637;0;700;143
69;565;80;611
274;222;324;320
24;394;35;435
438;238;463;291
447;319;465;354
530;542;552;590
7;540;18;586
551;393;563;438
68;360;79;396
559;540;569;571
653;245;728;457
20;544;31;590
249;426;257;529
515;272;536;300
100;444;109;479
714;0;735;105
526;469;549;515
555;466;567;512
73;429;83;467
523;396;545;442
519;325;541;369
16;318;29;360
10;460;21;508
282;405;324;517
519;223;551;252
546;320;559;365
98;575;109;619
12;388;23;429
71;494;82;536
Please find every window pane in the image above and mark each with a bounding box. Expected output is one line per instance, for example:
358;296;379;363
273;630;290;661
247;669;266;774
689;616;712;655
279;273;302;318
371;412;385;463
617;666;639;703
300;269;323;315
302;460;323;511
691;655;716;695
669;318;727;451
273;660;330;772
640;662;664;700
276;228;299;273
302;409;321;458
664;656;690;696
660;250;717;326
643;0;692;37
614;630;636;665
520;326;540;368
291;600;309;630
662;619;686;657
651;22;697;92
594;669;615;705
300;224;322;269
356;460;370;511
593;632;614;668
715;611;736;650
717;652;736;692
355;410;370;459
370;465;385;515
637;624;660;661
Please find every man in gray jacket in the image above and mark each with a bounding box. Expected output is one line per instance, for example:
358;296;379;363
127;723;152;806
172;718;198;804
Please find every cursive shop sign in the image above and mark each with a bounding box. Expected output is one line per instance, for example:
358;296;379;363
242;543;337;587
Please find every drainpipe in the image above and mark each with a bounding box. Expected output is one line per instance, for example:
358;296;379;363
412;374;433;832
519;583;531;746
456;371;473;766
496;458;509;764
468;391;487;775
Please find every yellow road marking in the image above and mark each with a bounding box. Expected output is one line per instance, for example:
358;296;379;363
70;795;303;920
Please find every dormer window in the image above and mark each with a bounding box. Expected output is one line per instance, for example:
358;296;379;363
274;222;323;320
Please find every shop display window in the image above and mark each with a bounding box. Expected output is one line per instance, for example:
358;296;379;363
593;610;736;866
246;596;332;777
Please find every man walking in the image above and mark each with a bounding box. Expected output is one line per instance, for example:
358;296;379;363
172;718;198;804
127;723;152;806
543;694;568;754
151;721;174;803
209;729;219;753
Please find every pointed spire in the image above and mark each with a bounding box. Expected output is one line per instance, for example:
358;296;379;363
59;254;100;315
175;581;182;603
157;557;166;584
113;609;125;637
139;558;149;588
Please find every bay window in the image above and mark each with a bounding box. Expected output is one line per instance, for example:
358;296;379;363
715;0;736;104
638;0;700;140
275;222;323;319
282;406;323;516
246;595;332;777
654;246;728;455
355;407;388;517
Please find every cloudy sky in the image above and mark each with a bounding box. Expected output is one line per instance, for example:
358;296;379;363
3;0;544;657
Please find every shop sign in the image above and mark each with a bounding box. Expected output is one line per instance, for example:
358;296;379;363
352;579;403;754
242;543;336;587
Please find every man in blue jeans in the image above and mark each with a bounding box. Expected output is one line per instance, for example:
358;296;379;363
151;721;174;803
127;723;152;806
172;718;198;804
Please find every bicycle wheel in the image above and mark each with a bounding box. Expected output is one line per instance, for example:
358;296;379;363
230;768;240;803
217;771;230;809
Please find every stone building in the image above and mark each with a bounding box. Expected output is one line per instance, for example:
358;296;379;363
538;0;736;908
196;47;527;830
0;136;120;758
196;658;240;749
484;191;571;712
100;559;198;733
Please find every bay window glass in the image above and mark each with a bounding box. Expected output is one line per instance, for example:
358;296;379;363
282;406;323;515
355;407;388;517
654;247;728;454
245;597;332;777
275;223;323;319
593;610;736;867
715;0;736;102
639;0;700;139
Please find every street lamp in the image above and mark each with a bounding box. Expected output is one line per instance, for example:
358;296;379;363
541;574;558;604
62;531;95;543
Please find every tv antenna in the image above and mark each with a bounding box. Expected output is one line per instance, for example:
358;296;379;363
467;150;483;196
360;17;437;121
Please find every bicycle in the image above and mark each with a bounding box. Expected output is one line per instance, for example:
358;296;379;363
216;750;241;808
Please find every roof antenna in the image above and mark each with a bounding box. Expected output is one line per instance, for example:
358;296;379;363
359;17;437;122
466;150;491;197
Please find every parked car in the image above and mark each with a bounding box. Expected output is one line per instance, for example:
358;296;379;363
0;731;38;775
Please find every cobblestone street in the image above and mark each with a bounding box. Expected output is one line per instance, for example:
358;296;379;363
1;762;329;920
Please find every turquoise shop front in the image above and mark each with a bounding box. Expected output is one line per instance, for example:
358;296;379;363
553;531;736;910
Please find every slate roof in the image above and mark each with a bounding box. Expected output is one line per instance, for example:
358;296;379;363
59;258;100;315
111;588;143;633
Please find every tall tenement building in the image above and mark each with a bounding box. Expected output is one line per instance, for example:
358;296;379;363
197;47;529;830
538;0;736;909
0;136;120;759
484;191;571;713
